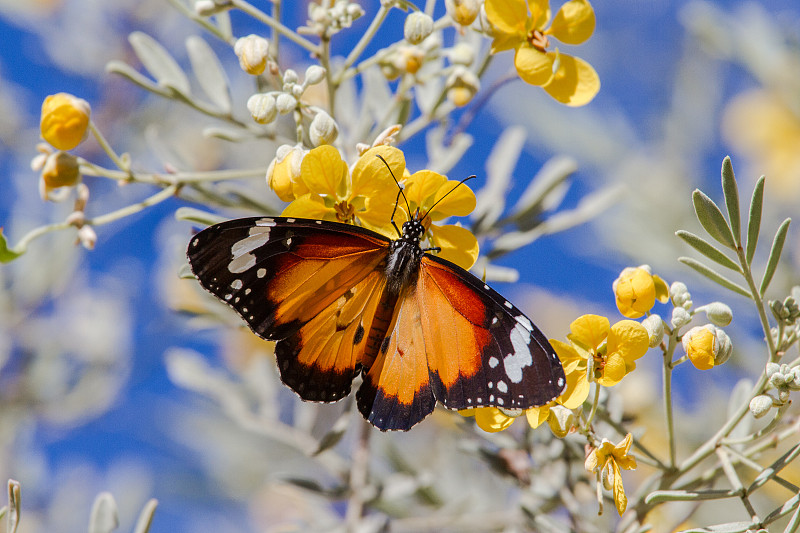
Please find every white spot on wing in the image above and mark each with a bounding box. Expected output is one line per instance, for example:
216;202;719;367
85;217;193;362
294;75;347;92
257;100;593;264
228;253;256;273
256;218;276;227
257;268;267;278
232;226;271;256
557;377;565;388
504;301;512;309
516;315;533;331
286;218;295;223
230;279;243;290
503;322;532;383
488;356;499;368
497;380;508;393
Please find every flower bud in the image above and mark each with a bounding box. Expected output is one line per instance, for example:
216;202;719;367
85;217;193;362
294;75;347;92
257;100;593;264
275;93;297;114
40;93;91;151
682;325;732;370
283;68;299;85
641;314;665;348
446;0;480;26
304;65;326;86
309;110;338;146
404;11;434;45
697;302;733;327
234;34;270;75
749;394;773;418
671;307;692;329
77;225;97;250
39;151;81;201
446;66;480;107
547;405;575;438
194;0;229;16
613;265;669;319
266;144;307;202
246;93;277;124
670;281;692;309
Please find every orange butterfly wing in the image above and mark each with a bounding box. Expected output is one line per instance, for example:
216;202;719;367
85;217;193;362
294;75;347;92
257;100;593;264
188;217;390;401
357;254;565;431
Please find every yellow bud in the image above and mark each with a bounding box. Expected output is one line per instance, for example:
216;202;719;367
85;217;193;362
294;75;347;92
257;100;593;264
266;145;307;202
234;34;270;75
682;325;732;370
613;266;661;318
446;0;480;26
41;151;81;189
446;66;480;107
40;93;91;151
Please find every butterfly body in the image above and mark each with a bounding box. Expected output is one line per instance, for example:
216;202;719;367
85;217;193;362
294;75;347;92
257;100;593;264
188;215;565;431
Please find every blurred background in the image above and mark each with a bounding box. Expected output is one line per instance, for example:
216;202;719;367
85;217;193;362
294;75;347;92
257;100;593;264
1;1;799;531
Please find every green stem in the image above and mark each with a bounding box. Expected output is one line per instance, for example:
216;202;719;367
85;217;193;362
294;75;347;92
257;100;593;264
737;246;779;361
319;36;336;117
87;185;180;226
80;163;265;184
88;121;130;175
663;330;677;469
585;384;601;428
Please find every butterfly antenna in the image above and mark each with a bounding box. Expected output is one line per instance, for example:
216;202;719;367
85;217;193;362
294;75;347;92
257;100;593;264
421;174;477;222
376;154;411;237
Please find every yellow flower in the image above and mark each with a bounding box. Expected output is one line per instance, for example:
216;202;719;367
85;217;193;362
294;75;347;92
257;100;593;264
682;325;732;370
722;89;800;200
585;433;637;515
40;93;91;151
554;314;649;388
459;406;521;432
484;0;599;106
613;265;669;319
282;145;403;238
446;0;480;26
401;169;478;270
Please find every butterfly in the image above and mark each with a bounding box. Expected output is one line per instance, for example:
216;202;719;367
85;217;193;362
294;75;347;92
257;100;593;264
187;186;566;431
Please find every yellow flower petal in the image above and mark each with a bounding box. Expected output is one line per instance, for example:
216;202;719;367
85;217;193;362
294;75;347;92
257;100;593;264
485;0;529;35
611;460;627;515
547;0;595;45
685;327;716;370
359;196;404;238
281;193;335;220
526;405;551;428
614;267;656;319
542;52;600;107
351;145;404;199
568;314;609;351
474;407;516;432
607;320;649;364
527;0;552;29
300;145;349;198
514;45;556;86
405;170;448;208
431;224;479;270
490;32;523;54
653;274;670;303
597;352;626;386
558;364;590;408
429;180;477;219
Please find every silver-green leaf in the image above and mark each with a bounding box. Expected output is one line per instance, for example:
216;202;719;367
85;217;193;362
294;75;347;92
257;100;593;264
721;156;741;246
746;176;765;265
692;189;736;249
186;36;232;114
759;218;791;297
679;257;751;298
129;31;191;95
676;230;741;272
88;492;119;533
132;499;158;533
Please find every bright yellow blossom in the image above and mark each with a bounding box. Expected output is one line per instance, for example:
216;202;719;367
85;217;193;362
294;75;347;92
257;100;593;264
484;0;599;106
402;170;478;269
267;144;308;202
281;145;403;238
40;92;91;151
613;265;669;319
554;314;649;388
585;433;637;515
682;324;732;370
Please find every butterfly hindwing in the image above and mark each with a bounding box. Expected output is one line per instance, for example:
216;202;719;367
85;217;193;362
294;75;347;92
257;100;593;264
188;217;391;401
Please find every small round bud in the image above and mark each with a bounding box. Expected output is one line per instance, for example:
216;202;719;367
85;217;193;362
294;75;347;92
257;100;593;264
404;11;434;45
749;394;773;418
546;405;575;439
39;151;81;201
40;93;91;151
698;302;733;327
304;65;326;86
670;281;692;309
309;110;339;146
446;66;480;107
246;93;277;124
682;324;732;370
283;68;299;85
194;0;217;16
77;225;97;250
234;34;270;75
642;314;665;348
671;307;692;329
275;93;297;114
446;0;480;26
